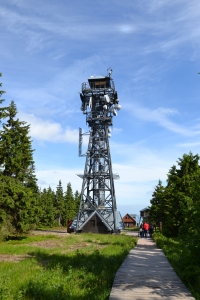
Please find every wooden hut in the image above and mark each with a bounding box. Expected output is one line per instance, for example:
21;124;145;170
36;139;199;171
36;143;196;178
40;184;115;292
122;213;137;228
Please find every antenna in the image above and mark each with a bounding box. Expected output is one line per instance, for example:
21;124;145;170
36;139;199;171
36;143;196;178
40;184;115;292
78;128;89;157
107;67;113;77
78;128;83;157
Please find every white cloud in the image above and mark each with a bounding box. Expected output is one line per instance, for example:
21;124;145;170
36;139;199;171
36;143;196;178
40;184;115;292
0;4;135;49
112;127;123;134
7;53;109;119
36;168;83;191
113;163;167;183
18;112;78;143
124;103;200;137
118;25;135;33
2;1;199;57
178;141;200;148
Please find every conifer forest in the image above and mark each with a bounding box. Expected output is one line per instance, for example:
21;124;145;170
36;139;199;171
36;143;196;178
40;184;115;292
149;151;200;294
0;73;80;239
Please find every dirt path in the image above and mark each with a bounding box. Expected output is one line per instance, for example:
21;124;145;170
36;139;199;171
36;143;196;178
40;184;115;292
30;229;70;237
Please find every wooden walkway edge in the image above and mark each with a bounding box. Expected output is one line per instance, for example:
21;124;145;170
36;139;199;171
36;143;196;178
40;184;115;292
109;233;195;300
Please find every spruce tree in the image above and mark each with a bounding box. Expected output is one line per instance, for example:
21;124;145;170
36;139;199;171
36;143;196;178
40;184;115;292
38;187;56;227
55;180;65;226
0;100;36;187
64;182;76;225
149;179;165;226
149;152;200;237
74;190;81;212
0;172;38;233
0;80;39;234
0;73;7;120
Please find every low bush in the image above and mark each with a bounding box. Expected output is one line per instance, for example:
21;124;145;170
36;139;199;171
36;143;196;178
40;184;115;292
153;232;200;300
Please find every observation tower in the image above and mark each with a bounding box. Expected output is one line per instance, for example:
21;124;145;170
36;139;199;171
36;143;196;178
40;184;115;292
72;69;124;233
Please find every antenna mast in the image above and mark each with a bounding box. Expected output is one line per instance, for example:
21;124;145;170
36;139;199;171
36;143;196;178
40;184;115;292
74;70;123;233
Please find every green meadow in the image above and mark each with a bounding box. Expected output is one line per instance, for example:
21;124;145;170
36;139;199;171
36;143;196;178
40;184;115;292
0;232;137;300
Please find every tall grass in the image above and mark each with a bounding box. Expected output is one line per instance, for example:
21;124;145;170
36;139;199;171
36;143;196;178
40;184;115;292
0;233;137;300
153;232;200;300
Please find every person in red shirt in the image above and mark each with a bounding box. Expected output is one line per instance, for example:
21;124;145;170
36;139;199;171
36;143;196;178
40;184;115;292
143;222;150;238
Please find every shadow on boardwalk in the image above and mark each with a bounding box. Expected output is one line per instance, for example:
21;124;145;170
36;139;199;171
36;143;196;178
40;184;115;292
109;233;195;300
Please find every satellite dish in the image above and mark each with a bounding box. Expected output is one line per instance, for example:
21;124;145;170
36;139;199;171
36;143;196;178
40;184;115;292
104;95;110;103
115;104;121;110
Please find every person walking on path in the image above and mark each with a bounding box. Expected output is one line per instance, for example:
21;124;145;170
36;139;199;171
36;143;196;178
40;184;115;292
149;223;154;238
139;224;144;238
143;221;149;238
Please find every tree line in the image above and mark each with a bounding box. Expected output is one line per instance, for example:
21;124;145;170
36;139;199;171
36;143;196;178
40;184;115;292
0;73;80;238
149;151;200;255
39;180;80;228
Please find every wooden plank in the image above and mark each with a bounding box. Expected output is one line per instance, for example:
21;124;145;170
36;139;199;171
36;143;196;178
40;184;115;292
109;235;195;300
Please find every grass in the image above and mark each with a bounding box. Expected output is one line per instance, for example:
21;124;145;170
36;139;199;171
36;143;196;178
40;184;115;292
124;227;139;232
0;232;137;300
153;232;200;300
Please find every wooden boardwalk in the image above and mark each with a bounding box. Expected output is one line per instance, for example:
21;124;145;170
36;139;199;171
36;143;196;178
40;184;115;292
109;234;195;300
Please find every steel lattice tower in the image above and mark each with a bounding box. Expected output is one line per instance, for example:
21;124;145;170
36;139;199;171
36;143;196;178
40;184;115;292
74;70;124;233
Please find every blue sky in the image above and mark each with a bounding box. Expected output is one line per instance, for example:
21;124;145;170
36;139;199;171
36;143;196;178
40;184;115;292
1;0;200;217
